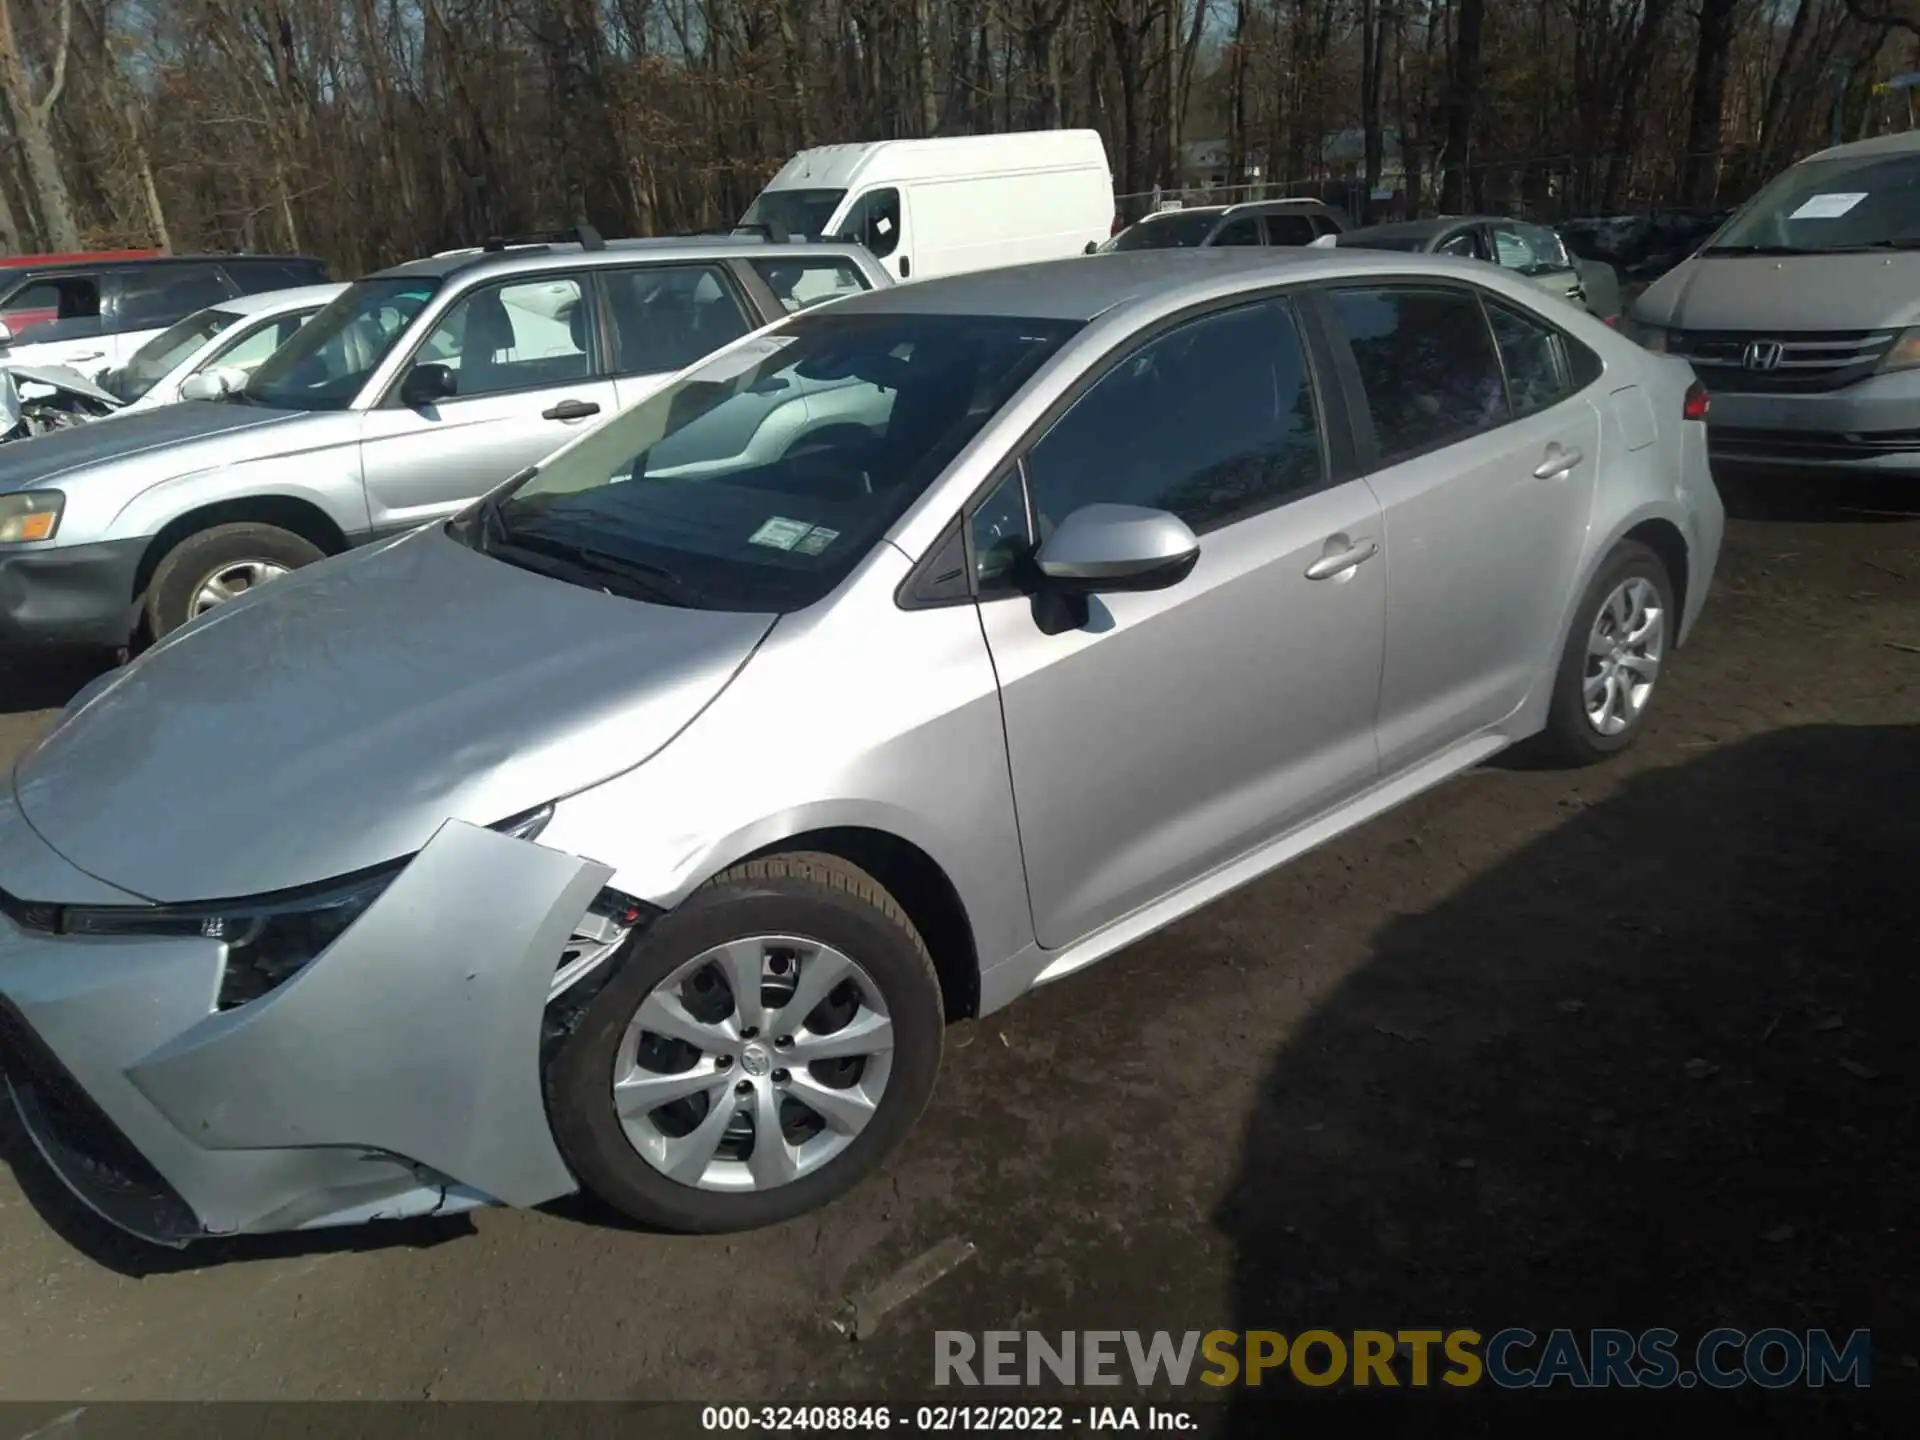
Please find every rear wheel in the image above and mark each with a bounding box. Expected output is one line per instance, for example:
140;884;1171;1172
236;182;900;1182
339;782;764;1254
145;522;324;639
1537;539;1674;766
545;852;944;1232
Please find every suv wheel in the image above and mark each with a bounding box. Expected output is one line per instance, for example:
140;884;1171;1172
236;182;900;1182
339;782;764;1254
546;853;944;1232
1539;539;1674;765
146;522;325;639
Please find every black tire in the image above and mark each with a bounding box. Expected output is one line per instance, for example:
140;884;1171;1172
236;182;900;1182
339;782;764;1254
546;852;944;1233
1537;539;1675;767
145;522;325;639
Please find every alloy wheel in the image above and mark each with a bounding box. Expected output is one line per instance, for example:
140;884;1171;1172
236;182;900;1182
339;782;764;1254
1583;575;1664;737
613;934;895;1192
190;559;289;616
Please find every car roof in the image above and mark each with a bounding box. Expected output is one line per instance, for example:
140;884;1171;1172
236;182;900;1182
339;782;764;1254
371;236;877;284
210;282;349;317
1808;128;1920;164
815;248;1516;323
1;253;324;276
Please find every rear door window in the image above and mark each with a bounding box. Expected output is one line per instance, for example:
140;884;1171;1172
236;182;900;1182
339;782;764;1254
1485;298;1575;417
1264;213;1318;246
1213;217;1263;246
601;264;754;375
748;256;871;313
1326;285;1511;464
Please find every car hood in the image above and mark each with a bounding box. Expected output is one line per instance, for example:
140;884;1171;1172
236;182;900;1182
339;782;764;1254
0;400;303;491
1634;252;1920;331
12;528;776;902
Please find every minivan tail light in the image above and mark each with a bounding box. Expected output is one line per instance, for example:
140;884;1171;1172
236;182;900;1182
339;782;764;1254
1683;380;1710;422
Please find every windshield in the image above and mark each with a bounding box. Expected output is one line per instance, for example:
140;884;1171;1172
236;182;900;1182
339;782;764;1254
109;307;239;402
1493;221;1574;274
739;188;848;240
242;277;439;410
464;310;1081;612
1710;152;1920;252
1104;211;1225;251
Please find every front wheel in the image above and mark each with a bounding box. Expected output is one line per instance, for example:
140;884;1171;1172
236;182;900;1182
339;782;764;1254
545;853;944;1232
1537;539;1675;766
145;522;325;639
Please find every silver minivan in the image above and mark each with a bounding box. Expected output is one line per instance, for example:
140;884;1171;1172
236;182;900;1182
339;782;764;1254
1627;129;1920;475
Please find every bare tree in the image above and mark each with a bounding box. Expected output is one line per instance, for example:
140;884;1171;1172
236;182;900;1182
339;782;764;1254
0;0;80;248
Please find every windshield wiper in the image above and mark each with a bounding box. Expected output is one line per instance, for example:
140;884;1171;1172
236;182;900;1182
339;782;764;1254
491;526;703;607
1702;244;1822;256
1859;237;1920;249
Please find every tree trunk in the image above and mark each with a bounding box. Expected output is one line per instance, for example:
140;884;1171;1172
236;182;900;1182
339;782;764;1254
1681;0;1741;207
0;0;80;250
1439;0;1483;211
1360;0;1386;219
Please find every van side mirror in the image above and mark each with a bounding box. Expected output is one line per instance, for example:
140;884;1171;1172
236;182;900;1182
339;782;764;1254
401;362;457;408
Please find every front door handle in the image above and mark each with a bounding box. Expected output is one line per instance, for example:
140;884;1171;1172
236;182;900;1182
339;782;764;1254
1533;445;1583;480
542;398;601;422
1304;538;1379;581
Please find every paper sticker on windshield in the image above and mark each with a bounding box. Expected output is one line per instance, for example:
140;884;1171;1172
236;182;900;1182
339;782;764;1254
750;516;814;550
1788;192;1866;220
793;526;839;556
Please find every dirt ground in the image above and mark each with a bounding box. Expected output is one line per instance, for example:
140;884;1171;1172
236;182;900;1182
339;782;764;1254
0;470;1914;1424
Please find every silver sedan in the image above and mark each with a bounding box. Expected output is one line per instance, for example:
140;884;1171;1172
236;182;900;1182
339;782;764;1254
0;248;1723;1244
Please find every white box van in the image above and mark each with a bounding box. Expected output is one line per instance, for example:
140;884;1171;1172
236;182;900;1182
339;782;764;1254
739;130;1115;284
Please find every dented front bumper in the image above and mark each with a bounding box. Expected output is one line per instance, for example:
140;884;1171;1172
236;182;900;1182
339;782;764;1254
0;818;612;1244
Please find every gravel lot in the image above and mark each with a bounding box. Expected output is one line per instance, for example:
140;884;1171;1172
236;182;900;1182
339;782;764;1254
0;471;1914;1420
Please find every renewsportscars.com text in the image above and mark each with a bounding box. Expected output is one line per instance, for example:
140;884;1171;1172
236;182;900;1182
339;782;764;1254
933;1327;1872;1390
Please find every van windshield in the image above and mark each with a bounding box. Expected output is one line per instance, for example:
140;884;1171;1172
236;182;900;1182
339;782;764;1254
1709;152;1920;253
740;188;847;240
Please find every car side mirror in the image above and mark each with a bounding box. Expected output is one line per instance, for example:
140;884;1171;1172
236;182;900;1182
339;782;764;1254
181;365;247;401
400;362;457;408
1034;503;1200;594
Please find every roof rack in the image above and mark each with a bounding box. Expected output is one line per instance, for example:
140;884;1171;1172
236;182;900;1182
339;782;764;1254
480;223;606;253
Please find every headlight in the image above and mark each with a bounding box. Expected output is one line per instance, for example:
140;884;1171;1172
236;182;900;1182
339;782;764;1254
61;863;402;1009
0;490;63;543
1879;326;1920;374
51;806;559;1009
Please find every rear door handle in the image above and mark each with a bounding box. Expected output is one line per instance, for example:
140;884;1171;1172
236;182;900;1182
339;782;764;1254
542;398;601;422
1304;538;1379;581
1533;445;1583;480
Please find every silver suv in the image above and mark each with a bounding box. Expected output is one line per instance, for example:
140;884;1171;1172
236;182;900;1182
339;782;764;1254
0;228;886;646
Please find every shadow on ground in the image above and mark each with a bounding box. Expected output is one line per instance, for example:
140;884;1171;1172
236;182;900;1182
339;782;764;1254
1219;723;1916;1428
0;647;113;718
1716;470;1920;526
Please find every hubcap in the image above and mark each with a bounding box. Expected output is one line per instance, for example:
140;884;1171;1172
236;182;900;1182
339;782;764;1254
612;935;894;1193
1583;576;1664;737
190;559;289;616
